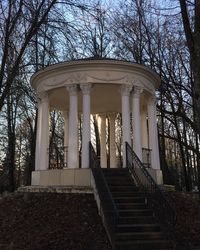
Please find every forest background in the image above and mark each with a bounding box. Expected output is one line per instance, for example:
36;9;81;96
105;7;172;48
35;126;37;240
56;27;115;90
0;0;199;193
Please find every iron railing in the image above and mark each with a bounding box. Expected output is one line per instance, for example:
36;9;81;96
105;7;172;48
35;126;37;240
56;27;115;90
126;142;199;250
126;143;176;238
89;142;118;248
142;147;151;168
48;145;68;169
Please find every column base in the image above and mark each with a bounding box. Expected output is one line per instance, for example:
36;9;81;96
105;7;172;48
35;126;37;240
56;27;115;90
147;169;163;185
31;169;92;187
134;168;163;185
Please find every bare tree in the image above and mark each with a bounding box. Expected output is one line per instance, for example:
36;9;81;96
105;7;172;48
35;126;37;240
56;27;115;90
110;0;199;191
69;1;113;58
179;0;200;193
0;0;59;111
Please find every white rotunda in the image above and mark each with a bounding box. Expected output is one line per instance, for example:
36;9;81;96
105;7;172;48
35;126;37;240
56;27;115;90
31;58;163;186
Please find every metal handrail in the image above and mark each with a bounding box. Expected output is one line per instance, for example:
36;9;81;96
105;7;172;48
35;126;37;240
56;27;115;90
48;145;68;169
126;142;176;235
126;142;199;249
89;142;118;247
142;147;151;168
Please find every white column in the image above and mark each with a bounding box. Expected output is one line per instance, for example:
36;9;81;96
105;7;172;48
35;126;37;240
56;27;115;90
100;114;107;168
66;84;78;168
109;113;117;168
132;86;142;160
35;92;49;170
147;95;160;169
63;111;68;167
80;84;92;168
120;84;132;168
35;97;42;170
141;107;148;149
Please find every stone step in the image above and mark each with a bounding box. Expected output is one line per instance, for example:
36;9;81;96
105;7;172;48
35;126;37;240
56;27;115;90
116;202;146;209
108;185;139;192
116;223;160;233
115;239;173;250
104;174;130;178
115;231;164;241
111;191;145;197
105;174;133;179
102;168;128;172
119;209;153;217
106;179;136;187
118;215;155;224
101;168;175;249
102;170;130;177
114;196;146;203
104;175;133;180
105;179;136;186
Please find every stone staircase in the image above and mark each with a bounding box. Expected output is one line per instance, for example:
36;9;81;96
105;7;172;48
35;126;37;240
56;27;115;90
102;168;173;250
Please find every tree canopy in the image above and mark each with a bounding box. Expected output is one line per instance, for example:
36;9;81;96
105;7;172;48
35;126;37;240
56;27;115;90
0;0;199;193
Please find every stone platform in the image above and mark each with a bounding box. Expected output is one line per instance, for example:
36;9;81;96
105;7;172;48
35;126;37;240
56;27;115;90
31;168;93;187
18;185;93;194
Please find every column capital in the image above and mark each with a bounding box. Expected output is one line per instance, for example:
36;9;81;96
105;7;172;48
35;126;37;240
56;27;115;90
132;86;143;98
66;84;78;96
80;83;92;95
149;94;157;105
120;84;132;96
38;91;48;103
100;113;107;119
108;112;116;120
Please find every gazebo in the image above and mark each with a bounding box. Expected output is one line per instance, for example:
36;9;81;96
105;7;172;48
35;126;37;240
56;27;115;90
31;58;162;186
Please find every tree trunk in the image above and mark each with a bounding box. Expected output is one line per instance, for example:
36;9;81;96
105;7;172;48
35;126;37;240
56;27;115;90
7;96;16;191
179;0;200;195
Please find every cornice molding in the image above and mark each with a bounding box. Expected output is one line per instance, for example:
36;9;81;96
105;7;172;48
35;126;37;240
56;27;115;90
33;61;159;96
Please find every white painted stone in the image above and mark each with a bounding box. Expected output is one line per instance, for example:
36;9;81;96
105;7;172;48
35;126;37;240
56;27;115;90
31;59;162;185
74;168;91;186
132;86;142;160
31;171;40;185
35;92;49;170
31;169;93;187
147;169;163;185
120;84;132;167
80;84;92;168
134;168;163;185
60;169;75;185
100;114;107;168
141;107;148;149
66;84;78;168
40;171;49;186
63;111;68;166
47;170;61;185
148;95;160;170
109;113;117;168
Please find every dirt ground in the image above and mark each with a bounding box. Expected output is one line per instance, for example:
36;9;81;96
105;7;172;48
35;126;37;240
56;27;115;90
169;192;200;247
0;192;112;250
1;190;199;250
